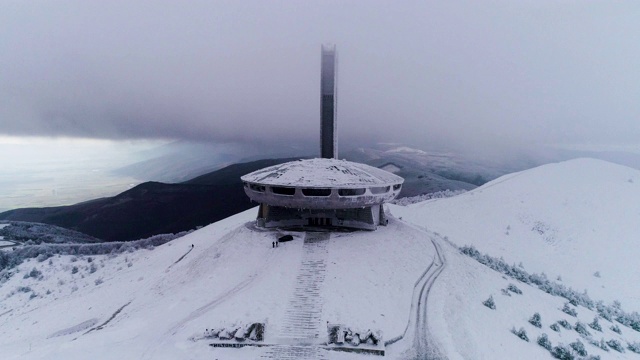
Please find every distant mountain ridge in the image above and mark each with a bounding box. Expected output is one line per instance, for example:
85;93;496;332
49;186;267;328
0;159;297;241
0;147;501;242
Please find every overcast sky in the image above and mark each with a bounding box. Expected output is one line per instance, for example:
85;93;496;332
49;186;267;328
1;0;639;153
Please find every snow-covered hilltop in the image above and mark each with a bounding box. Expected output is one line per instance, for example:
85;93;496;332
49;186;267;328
392;158;640;309
1;158;640;359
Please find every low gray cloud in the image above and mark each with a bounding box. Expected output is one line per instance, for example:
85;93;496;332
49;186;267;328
1;0;639;152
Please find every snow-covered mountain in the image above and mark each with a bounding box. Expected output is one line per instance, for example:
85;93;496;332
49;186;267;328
1;158;639;359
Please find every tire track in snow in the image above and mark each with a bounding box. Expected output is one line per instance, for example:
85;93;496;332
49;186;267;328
389;220;447;360
413;238;446;360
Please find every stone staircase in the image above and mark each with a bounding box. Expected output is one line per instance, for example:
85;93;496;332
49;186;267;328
277;232;329;343
261;345;327;360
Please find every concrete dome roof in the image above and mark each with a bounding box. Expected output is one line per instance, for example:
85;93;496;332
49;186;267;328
240;158;403;188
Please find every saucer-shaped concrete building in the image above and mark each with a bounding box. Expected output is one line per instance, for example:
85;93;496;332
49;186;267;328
241;158;403;230
241;45;404;230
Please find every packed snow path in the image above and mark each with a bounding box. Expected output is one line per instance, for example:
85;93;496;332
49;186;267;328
412;238;446;360
276;232;329;344
390;226;447;360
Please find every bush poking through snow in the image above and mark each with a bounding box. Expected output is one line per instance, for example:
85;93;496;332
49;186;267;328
588;317;602;332
558;319;572;330
482;295;496;310
562;303;578;317
529;312;542;328
23;267;42;279
606;339;624;353
507;283;522;295
551;344;575;360
628;341;640;354
610;324;621;334
511;327;529;342
500;288;511;296
598;338;609;352
569;339;587;356
537;333;552;350
550;323;561;332
574;322;591;338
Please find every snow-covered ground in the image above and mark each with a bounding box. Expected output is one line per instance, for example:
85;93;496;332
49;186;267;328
2;157;640;359
0;209;436;359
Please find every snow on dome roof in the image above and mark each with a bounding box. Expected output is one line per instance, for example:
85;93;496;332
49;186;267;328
241;158;403;188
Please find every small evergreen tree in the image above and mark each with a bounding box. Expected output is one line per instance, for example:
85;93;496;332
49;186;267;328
551;344;575;360
606;339;624;353
558;319;572;330
550;323;560;332
537;333;552;350
628;341;640;354
511;327;529;342
610;324;621;334
574;322;591;337
598;338;609;352
482;295;496;310
569;339;587;356
529;312;542;328
562;303;577;317
588;317;602;332
507;283;522;295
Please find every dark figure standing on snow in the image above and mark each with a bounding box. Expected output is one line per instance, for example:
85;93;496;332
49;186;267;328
276;241;279;247
192;244;194;248
272;242;275;248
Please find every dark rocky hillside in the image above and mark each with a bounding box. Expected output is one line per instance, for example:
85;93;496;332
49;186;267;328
0;159;296;242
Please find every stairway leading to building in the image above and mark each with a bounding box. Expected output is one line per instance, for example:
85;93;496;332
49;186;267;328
262;232;330;359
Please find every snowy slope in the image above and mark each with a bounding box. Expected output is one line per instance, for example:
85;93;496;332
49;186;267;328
3;157;640;359
0;209;436;359
391;158;640;311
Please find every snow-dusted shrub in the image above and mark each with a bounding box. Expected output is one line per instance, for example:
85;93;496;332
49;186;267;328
94;278;103;286
537;333;552;350
511;327;529;342
0;230;192;271
588;317;602;332
482;295;496;310
628;341;640;354
597;338;609;352
89;263;97;274
562;303;578;317
529;312;542;328
574;322;591;337
390;190;467;206
606;339;624;353
71;266;79;274
593;271;600;278
610;324;621;334
460;246;594;309
550;323;560;332
501;288;511;296
551;344;575;360
558;319;572;330
23;267;42;279
615;312;640;332
17;286;32;293
507;283;522;295
569;339;587;356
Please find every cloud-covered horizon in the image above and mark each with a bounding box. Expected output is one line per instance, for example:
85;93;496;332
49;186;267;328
1;0;639;152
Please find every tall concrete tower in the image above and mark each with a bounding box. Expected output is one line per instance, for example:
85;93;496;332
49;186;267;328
320;45;337;159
